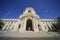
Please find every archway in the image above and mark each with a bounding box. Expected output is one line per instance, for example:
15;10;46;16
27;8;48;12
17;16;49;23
26;19;33;31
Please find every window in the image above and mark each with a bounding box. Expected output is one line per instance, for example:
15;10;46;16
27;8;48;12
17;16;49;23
28;10;31;13
18;25;21;29
38;24;42;31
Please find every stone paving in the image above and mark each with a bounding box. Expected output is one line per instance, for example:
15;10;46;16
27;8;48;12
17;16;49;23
0;31;60;40
0;31;60;38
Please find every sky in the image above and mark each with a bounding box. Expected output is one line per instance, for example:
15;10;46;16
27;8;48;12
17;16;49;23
0;0;60;19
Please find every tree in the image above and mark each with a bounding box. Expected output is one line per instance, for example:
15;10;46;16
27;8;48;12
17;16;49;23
0;20;4;30
54;17;60;32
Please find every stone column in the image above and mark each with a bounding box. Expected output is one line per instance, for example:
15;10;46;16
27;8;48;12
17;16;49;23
21;18;26;32
33;18;39;32
19;19;24;32
47;22;52;30
6;22;11;30
2;22;9;31
35;19;39;32
9;22;14;31
13;21;19;31
23;18;26;32
32;18;35;32
44;22;49;31
39;22;46;31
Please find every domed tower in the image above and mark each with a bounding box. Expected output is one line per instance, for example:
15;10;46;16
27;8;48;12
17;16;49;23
18;7;40;32
19;7;40;18
23;7;36;14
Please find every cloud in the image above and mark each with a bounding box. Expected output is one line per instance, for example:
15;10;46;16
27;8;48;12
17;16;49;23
3;10;11;18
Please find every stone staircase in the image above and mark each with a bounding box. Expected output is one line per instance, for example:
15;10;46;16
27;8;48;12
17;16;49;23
0;31;60;38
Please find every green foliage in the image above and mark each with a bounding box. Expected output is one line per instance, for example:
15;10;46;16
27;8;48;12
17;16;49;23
0;20;4;29
57;30;60;32
54;17;60;32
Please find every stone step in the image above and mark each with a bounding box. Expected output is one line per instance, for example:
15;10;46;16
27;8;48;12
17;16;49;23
0;31;60;38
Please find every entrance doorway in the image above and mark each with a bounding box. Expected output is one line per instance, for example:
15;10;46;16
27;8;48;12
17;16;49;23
26;19;33;31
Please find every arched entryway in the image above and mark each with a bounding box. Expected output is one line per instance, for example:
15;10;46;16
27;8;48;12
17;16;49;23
26;19;33;31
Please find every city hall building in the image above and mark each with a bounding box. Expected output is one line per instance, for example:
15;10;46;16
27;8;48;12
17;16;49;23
1;7;57;32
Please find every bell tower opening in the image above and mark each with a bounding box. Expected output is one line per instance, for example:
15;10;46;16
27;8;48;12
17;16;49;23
28;10;31;13
26;19;33;31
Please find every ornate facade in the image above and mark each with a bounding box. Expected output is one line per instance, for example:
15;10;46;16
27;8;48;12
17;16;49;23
1;7;57;32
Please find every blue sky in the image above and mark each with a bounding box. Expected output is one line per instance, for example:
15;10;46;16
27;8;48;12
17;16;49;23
0;0;60;19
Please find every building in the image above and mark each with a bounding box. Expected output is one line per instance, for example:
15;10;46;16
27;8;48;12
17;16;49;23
1;7;57;32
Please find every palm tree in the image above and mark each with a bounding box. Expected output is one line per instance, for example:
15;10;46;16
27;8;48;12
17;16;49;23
0;20;4;30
